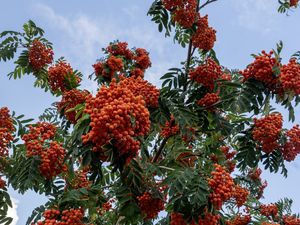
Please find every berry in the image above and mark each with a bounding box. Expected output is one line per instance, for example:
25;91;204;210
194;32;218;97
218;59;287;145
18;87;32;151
137;192;164;219
0;107;14;158
240;51;279;89
282;125;300;161
197;92;220;109
107;41;134;59
233;185;249;207
226;214;251;225
48;61;80;93
260;204;278;218
134;48;151;70
252;113;283;154
28;39;53;70
198;212;220;225
189;58;222;91
280;58;300;95
160;115;180;138
172;0;198;28
83;78;150;161
290;0;299;7
208;164;234;210
57;89;89;124
192;15;217;51
119;76;160;108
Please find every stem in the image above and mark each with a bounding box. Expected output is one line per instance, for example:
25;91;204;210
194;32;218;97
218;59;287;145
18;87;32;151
199;0;218;10
152;137;169;163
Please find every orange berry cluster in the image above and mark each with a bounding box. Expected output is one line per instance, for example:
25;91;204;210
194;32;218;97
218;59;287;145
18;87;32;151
82;79;150;160
134;48;151;71
232;185;249;207
160;115;180;138
192;15;217;51
22;122;66;179
137;192;164;219
226;214;251;225
220;146;237;160
290;0;299;7
282;125;300;161
260;204;278;217
261;223;280;225
119;76;160;108
162;0;197;28
67;169;91;189
248;168;262;181
28;39;53;70
252;113;283;153
170;213;188;225
197;92;220;109
280;59;300;95
48;61;80;93
106;41;134;60
0;107;14;158
57;89;89;124
34;208;85;225
93;42;151;80
240;51;278;89
189;58;222;91
198;212;220;225
283;215;300;225
208;164;234;210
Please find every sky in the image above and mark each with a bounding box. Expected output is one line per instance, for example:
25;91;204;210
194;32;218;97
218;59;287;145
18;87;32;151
1;0;300;224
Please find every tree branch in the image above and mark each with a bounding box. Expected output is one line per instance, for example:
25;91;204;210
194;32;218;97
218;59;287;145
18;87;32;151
152;137;169;163
199;0;218;10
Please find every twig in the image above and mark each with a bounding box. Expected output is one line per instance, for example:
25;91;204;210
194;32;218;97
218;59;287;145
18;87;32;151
152;137;168;163
199;0;218;10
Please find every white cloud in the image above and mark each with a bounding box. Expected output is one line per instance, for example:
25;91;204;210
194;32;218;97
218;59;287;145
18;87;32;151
7;198;19;225
230;0;279;34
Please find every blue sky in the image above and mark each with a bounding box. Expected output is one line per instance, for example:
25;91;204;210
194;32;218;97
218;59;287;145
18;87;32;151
1;0;300;224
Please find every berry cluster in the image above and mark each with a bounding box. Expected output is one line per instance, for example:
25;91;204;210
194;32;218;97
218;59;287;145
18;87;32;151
160;115;180;138
66;169;91;189
82;79;150;160
220;146;237;160
134;48;151;71
197;92;220;109
137;192;164;219
189;58;222;91
119;76;160;108
260;204;278;218
282;125;300;161
192;15;217;51
198;212;220;225
0;107;14;158
233;185;249;207
57;89;89;124
34;208;85;225
283;215;300;225
22;122;66;179
280;58;300;95
107;41;134;60
93;42;151;80
208;164;234;210
240;51;279;89
48;61;81;93
28;39;53;70
252;113;283;153
170;213;188;225
226;214;251;225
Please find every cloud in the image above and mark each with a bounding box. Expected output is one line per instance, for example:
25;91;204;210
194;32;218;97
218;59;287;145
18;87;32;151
7;198;19;225
230;0;279;34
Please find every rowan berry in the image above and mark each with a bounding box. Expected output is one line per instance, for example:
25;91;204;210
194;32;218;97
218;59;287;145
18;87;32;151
0;107;14;158
134;48;151;70
197;92;220;109
226;214;251;225
28;39;53;70
280;58;300;95
48;61;80;93
137;192;164;219
57;89;89;124
192;15;216;51
160;115;180;138
232;185;249;207
260;204;278;217
252;113;283;153
107;41;134;59
208;164;235;210
189;58;222;91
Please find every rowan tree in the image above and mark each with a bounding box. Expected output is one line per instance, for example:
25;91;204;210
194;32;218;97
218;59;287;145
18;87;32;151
0;0;300;225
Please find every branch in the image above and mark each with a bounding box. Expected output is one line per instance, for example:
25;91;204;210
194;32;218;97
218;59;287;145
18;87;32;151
152;137;169;163
199;0;218;10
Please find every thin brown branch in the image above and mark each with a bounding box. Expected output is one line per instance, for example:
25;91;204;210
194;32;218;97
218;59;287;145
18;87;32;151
152;137;169;163
199;0;218;10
